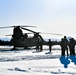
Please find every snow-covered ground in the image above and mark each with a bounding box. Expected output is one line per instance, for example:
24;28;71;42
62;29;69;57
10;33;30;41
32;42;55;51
0;46;76;75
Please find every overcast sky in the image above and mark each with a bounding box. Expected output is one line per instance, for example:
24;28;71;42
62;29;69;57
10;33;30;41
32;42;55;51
0;0;76;39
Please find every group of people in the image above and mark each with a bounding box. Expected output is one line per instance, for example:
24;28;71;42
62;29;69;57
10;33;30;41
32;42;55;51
47;36;76;56
61;36;76;56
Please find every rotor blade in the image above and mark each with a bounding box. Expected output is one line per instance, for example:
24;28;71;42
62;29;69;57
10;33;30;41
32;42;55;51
21;27;37;33
5;33;33;36
0;25;36;29
24;33;33;34
5;34;13;36
21;27;63;36
21;25;36;27
39;32;63;36
0;26;15;29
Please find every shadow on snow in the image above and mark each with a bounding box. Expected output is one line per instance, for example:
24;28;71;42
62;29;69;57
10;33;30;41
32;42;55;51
0;55;61;62
7;67;76;74
59;55;76;68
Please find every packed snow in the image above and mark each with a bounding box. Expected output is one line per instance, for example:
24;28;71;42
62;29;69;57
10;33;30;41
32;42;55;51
0;46;76;75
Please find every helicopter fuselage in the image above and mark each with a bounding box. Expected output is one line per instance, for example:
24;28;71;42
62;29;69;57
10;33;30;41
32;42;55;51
10;37;41;48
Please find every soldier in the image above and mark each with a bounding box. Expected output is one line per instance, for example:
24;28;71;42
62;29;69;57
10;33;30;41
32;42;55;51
69;38;75;55
40;41;43;52
48;39;52;52
61;36;68;56
61;38;64;56
36;39;40;52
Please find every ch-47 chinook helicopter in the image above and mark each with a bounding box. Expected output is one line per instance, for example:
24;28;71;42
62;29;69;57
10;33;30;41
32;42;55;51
0;25;62;50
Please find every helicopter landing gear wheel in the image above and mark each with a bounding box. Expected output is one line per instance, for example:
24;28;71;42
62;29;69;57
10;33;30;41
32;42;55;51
24;46;28;49
11;46;16;50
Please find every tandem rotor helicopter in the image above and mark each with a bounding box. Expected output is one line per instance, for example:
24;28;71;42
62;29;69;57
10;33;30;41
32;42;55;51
0;25;63;50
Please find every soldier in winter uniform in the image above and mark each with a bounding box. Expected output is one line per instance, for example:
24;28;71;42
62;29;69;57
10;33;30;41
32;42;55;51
69;38;75;55
61;36;68;56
